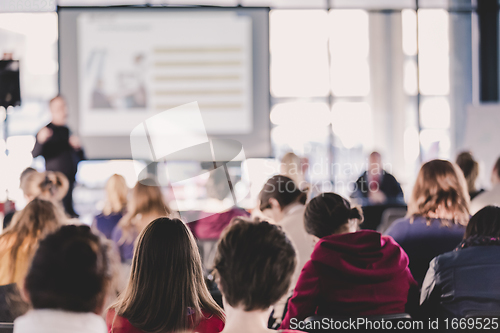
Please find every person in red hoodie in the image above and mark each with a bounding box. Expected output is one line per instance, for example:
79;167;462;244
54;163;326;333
281;193;417;328
106;217;225;333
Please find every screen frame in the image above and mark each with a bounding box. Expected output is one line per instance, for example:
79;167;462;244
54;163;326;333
57;5;271;160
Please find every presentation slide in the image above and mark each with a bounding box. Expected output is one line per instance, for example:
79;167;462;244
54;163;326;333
58;7;270;159
78;11;253;136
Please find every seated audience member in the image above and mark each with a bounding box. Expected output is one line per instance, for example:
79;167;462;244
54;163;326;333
281;193;416;328
258;175;314;325
420;206;500;318
107;217;224;333
385;160;470;285
93;174;129;239
111;181;171;263
351;151;404;205
0;199;63;322
16;170;69;216
280;152;310;192
471;156;500;214
2;167;36;229
188;169;249;273
189;169;249;238
214;217;302;333
456;151;484;200
14;225;111;333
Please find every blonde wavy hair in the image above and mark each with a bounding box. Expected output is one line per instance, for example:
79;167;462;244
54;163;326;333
408;159;470;226
21;171;69;203
0;198;63;284
117;182;171;244
103;174;128;216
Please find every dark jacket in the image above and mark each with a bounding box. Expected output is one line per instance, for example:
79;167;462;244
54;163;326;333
385;216;466;286
280;230;417;328
420;245;500;318
352;171;404;205
32;123;84;181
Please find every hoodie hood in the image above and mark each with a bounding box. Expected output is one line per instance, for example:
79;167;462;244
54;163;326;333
311;230;409;282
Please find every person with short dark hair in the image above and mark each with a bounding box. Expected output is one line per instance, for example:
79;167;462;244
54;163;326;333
280;193;416;329
13;225;111;333
471;156;500;214
107;217;224;333
456;151;484;200
258;175;313;326
420;206;500;318
214;217;303;333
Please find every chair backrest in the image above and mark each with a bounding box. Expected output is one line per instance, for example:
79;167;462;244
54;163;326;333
0;323;14;333
377;207;407;234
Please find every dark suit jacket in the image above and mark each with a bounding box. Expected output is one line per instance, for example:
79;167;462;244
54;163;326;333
352;171;404;204
32;123;84;182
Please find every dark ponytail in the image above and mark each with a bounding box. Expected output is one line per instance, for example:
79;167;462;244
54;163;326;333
259;175;308;211
304;193;363;239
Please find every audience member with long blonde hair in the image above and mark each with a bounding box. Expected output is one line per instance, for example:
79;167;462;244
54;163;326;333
111;181;171;263
2;168;37;230
0;199;63;321
93;174;129;239
385;159;470;285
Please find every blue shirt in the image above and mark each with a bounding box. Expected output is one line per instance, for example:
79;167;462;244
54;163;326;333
111;226;136;264
93;212;123;240
385;216;465;286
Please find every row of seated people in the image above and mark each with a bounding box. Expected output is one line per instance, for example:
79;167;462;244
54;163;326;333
1;194;499;332
1;157;500;330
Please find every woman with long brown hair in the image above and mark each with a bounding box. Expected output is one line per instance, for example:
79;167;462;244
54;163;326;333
385;159;470;285
107;217;224;333
0;198;63;321
111;181;172;263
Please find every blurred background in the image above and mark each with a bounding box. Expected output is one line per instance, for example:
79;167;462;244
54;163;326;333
0;0;497;226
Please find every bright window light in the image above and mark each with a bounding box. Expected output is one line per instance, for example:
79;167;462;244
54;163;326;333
418;9;450;95
270;10;330;97
404;127;420;163
420;129;451;160
402;9;417;56
420;97;450;129
331;102;371;149
403;59;418;96
329;9;370;97
271;124;329;151
270;102;330;127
